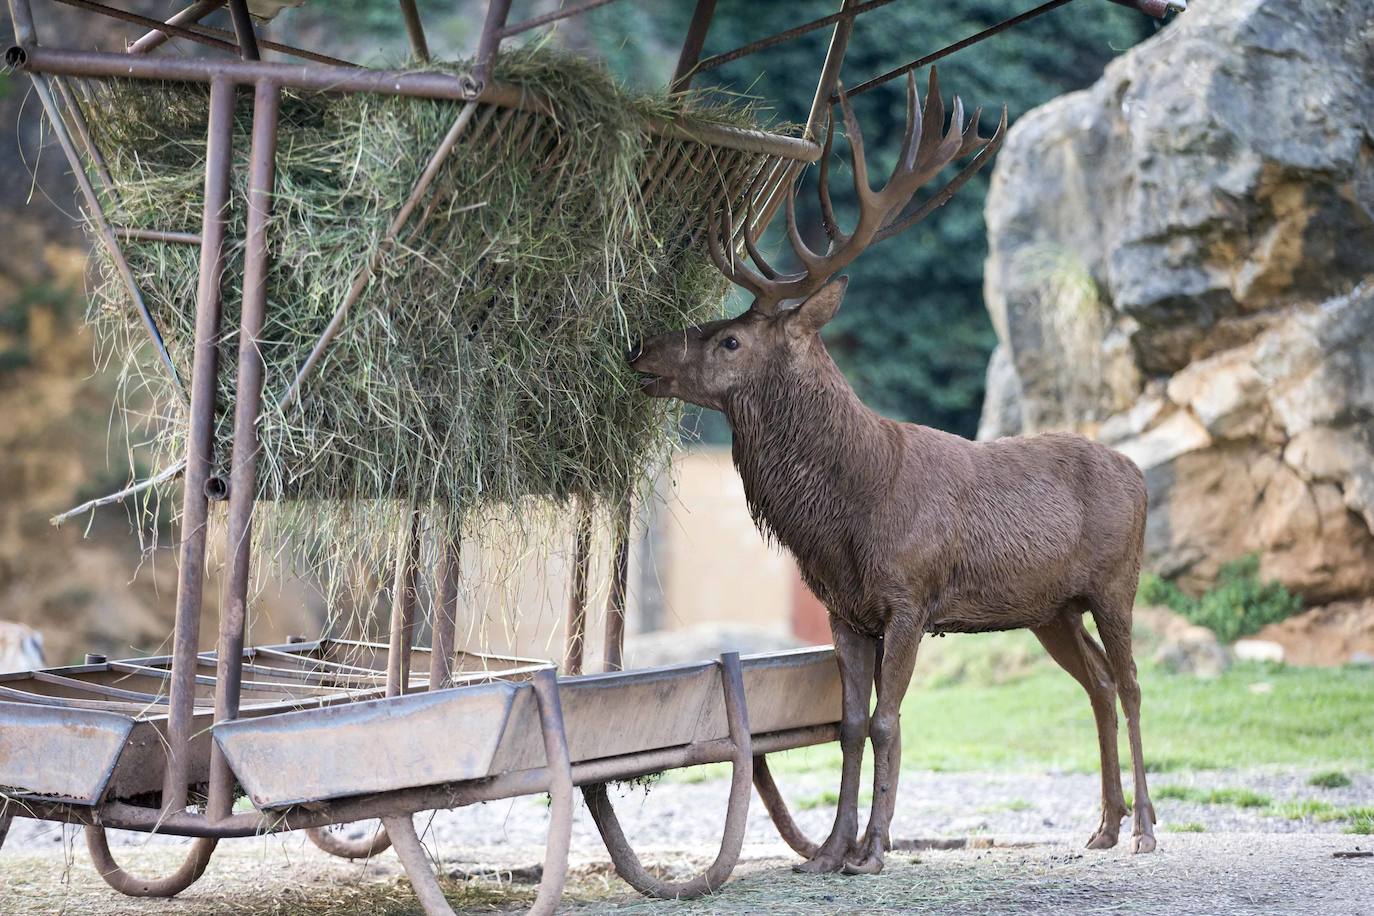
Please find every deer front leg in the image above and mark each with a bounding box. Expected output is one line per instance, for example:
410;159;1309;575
795;615;877;874
845;621;923;875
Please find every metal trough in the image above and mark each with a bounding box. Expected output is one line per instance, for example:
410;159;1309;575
213;648;841;810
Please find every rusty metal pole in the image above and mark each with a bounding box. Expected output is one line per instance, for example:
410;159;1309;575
669;0;717;93
226;0;260;60
161;76;235;814
583;652;753;898
387;507;422;695
563;502;592;675
127;0;223;54
207;79;280;824
429;533;461;690
602;493;631;673
397;0;430;62
750;0;855;240
473;0;512;87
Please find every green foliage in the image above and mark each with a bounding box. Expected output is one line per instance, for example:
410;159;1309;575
1139;555;1304;643
1165;822;1206;833
1309;770;1353;789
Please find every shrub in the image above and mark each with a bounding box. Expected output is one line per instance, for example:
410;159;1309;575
1138;555;1302;644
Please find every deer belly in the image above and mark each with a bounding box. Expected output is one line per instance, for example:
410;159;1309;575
925;600;1065;635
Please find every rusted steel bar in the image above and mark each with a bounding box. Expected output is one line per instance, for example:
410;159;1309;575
805;0;855;139
206;79;281;824
128;0;223;54
429;534;461;689
160;75;234;814
277;100;480;409
84;827;217;898
397;0;430;61
387;507;423;694
752;754;820;858
529;666;575;915
11;47;822;162
28;72;186;401
19;723;840;839
842;0;1077;99
602;494;631;673
114;227;202;245
7;0;36;44
30;671;167;704
225;0;259;60
306;506;420;861
669;0;718;92
51;0;238;53
694;0;896;74
52;75;112;190
473;0;513;87
743;0;857;248
500;0;620;36
380;667;572;916
563;502;593;676
583;652;753;898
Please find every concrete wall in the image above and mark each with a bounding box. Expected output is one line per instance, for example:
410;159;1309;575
448;446;810;665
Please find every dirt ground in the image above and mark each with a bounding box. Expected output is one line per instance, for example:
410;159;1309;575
6;767;1373;916
3;830;1370;915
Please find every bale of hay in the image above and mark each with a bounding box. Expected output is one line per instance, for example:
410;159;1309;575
80;48;764;597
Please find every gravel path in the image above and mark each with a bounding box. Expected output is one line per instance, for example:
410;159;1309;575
8;766;1370;857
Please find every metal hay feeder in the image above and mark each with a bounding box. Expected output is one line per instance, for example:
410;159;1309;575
0;1;1179;912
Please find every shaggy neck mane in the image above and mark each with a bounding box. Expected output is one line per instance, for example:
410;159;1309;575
724;339;898;608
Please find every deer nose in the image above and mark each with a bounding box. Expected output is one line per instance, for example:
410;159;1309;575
626;340;643;363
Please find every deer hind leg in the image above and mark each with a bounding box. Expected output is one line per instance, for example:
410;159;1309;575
796;614;877;874
1033;612;1127;849
1091;591;1157;854
844;622;923;875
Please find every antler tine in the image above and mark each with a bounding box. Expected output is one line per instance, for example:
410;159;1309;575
835;83;875;210
742;191;780;280
816;112;845;244
785;175;830;276
957;105;985;158
909;94;965;188
912;66;945;170
873;103;1008;245
706;202;772;302
895;70;923;174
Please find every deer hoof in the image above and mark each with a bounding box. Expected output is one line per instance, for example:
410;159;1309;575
793;853;846;874
1086;830;1119;850
841;854;885;876
1131;834;1157;855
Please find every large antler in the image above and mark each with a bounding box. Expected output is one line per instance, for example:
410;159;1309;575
707;68;1008;316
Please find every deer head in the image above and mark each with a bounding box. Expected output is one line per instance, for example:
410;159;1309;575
630;69;1006;413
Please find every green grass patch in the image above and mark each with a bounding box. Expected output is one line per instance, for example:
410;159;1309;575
1262;799;1339;821
1165;822;1207;833
1344;807;1374;835
1308;770;1353;789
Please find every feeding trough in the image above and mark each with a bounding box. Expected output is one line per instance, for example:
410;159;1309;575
0;1;1178;913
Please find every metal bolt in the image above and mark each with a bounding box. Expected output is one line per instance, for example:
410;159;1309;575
85;653;107;665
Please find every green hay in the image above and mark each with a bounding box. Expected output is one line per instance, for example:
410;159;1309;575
79;48;763;605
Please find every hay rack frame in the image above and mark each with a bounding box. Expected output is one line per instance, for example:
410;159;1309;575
0;0;1178;912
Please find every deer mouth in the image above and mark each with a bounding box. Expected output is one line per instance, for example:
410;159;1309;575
635;370;671;397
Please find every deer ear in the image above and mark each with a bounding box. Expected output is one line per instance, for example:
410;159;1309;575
787;276;848;338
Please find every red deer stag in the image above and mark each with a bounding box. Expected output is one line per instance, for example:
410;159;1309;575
630;70;1154;874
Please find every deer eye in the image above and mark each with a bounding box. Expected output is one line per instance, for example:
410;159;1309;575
720;336;739;351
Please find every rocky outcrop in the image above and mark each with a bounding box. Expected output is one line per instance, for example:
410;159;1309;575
980;0;1374;607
